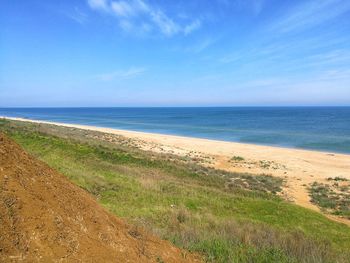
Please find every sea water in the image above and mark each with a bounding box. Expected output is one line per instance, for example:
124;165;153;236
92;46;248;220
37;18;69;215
1;107;349;154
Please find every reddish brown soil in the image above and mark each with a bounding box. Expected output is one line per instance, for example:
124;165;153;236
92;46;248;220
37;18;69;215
0;133;201;262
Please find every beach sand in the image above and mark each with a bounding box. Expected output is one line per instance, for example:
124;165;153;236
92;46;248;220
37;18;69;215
3;116;350;225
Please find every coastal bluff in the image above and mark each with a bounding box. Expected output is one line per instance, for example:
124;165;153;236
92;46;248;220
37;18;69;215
0;132;200;262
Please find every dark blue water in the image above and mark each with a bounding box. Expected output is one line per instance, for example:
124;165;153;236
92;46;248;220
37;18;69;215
1;107;350;154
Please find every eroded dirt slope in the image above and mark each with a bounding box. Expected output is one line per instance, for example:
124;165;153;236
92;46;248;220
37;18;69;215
0;132;200;262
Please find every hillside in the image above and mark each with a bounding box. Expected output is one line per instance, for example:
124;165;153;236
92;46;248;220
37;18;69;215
1;119;350;262
0;132;200;262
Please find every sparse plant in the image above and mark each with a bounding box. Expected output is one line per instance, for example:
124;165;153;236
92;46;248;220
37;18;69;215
231;156;245;162
327;177;348;182
309;182;350;219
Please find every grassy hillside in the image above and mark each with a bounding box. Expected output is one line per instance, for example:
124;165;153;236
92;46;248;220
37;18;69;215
1;119;350;263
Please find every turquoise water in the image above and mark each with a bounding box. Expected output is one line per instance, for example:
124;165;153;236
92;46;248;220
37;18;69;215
0;107;349;154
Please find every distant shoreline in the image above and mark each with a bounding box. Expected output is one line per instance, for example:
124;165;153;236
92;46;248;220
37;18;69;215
1;107;349;155
1;115;349;156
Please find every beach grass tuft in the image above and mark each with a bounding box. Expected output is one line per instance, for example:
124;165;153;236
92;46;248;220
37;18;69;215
231;156;245;162
309;181;350;219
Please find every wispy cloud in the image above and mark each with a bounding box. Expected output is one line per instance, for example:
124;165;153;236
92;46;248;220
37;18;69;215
95;67;147;81
186;37;217;53
324;68;350;79
304;49;350;66
218;0;266;15
64;7;88;25
235;70;350;104
219;52;243;64
110;0;148;17
218;0;350;72
87;0;202;36
183;19;202;35
270;0;350;34
238;0;266;15
88;0;109;11
150;9;180;36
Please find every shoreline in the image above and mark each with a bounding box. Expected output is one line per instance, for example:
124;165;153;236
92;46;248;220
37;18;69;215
2;116;350;225
2;116;349;156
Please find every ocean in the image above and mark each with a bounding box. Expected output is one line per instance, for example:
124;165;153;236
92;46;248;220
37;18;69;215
1;107;349;154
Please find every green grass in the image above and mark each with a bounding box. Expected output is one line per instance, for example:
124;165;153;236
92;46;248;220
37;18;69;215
1;119;350;263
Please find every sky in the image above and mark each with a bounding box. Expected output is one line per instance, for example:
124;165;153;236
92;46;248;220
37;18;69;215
1;0;350;107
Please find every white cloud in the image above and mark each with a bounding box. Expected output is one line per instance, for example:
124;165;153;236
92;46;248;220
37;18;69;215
184;19;202;35
87;0;201;36
110;0;148;17
111;1;135;17
95;67;147;81
150;10;179;36
88;0;108;11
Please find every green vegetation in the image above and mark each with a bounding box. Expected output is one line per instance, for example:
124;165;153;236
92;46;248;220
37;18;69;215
1;118;350;263
327;177;349;182
309;180;350;219
230;156;245;162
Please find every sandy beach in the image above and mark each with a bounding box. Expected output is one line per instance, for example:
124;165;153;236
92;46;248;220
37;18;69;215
3;116;350;225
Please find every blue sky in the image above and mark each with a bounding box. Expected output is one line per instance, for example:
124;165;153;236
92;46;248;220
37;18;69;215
1;0;350;107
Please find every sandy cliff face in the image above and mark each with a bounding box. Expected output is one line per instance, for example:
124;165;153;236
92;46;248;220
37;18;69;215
0;133;200;262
